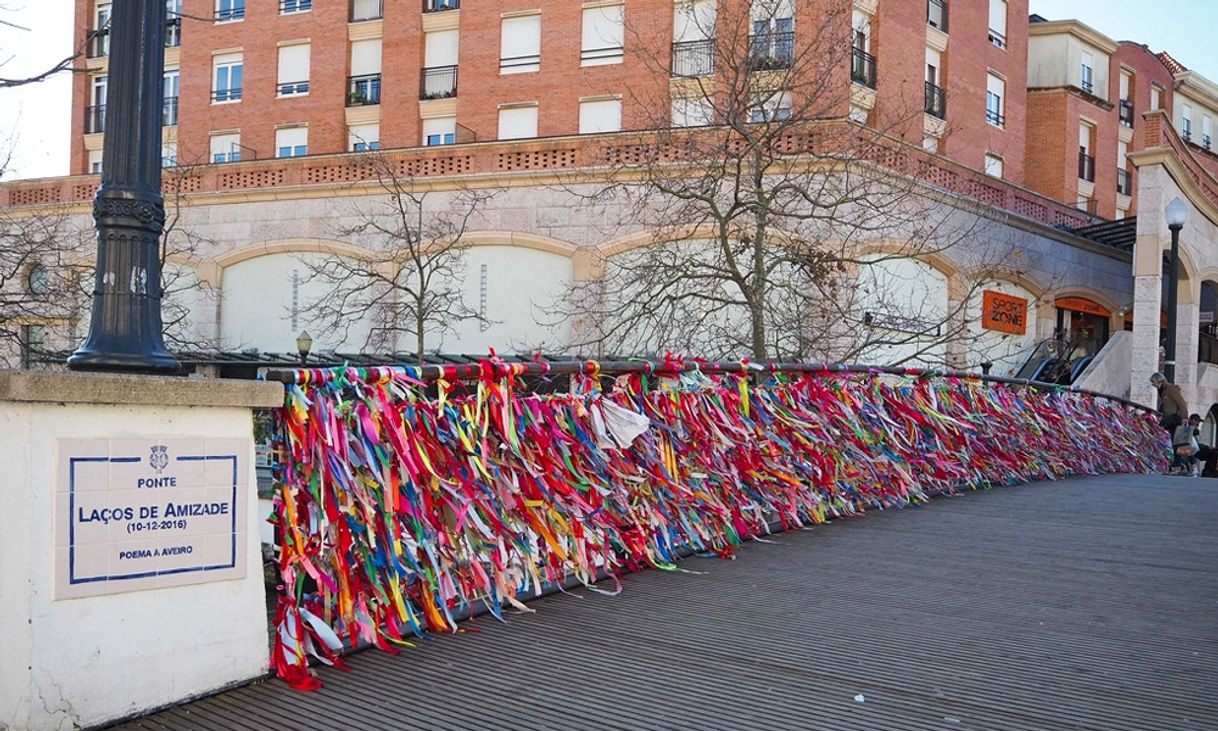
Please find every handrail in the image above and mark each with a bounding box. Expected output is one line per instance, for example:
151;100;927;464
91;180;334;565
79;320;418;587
263;359;1154;413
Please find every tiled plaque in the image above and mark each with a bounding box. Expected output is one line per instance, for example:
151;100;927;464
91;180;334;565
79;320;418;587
55;437;250;599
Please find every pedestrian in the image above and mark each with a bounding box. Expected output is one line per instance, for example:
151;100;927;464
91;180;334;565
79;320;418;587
1187;413;1218;477
1150;372;1187;435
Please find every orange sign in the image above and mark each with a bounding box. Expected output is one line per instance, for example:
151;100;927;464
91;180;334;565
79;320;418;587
981;290;1028;335
1055;296;1111;317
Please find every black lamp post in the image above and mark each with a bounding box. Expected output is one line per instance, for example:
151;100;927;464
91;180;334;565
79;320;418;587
1164;196;1189;382
296;331;313;365
68;0;179;374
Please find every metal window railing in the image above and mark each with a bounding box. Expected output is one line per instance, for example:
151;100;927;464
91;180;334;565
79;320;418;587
1119;99;1134;128
165;18;181;47
350;0;383;21
87;29;109;58
216;5;245;22
85;105;105;134
1078;151;1095;182
927;0;948;32
420;65;457;100
279;81;309;96
347;74;381;105
986;108;1004;127
749;31;794;72
162;96;179;126
423;0;459;11
500;54;540;72
1080;75;1093;94
280;0;311;12
988;28;1006;48
671;38;715;77
851;47;876;89
581;45;624;64
1117;168;1132;195
1205;134;1213;151
211;87;242;102
924;81;946;119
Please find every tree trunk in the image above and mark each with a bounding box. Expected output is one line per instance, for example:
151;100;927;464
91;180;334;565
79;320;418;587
415;308;426;366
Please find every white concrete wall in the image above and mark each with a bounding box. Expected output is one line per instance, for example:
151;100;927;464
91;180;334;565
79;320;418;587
1028;34;1069;89
0;392;269;731
1074;329;1132;398
965;281;1039;377
856;257;949;366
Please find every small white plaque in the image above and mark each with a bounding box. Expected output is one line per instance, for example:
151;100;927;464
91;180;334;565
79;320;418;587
55;437;250;599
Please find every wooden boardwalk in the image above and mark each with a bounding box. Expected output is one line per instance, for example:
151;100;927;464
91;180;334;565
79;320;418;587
107;475;1218;730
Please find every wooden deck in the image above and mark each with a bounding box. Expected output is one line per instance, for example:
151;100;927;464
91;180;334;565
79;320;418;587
107;474;1218;730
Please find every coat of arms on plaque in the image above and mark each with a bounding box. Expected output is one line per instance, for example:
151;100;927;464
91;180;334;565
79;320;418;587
150;444;169;474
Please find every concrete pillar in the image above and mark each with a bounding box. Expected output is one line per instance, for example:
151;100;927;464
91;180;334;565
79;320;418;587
1176;294;1201;413
0;371;282;731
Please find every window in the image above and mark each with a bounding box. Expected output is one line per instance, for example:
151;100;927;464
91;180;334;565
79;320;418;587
498;104;539;140
423;31;459;99
276;127;308;158
277;43;311;97
161;141;178;168
927;0;946;32
672;96;714;127
423;116;457;146
1119;70;1131;102
20;324;46;370
1078;122;1095;181
1119;71;1134;127
850;12;875;88
88;150;103;174
349;39;382;105
1117;140;1131;195
92;74;107;106
984;153;1003;178
1204;115;1212;149
748;90;792;122
280;0;311;14
166;0;182;46
349;123;380;152
501;14;541;74
351;0;383;22
212;52;243;102
216;0;244;22
163;68;179;126
1080;51;1094;94
987;0;1006;48
1150;84;1162;110
751;15;794;70
210;132;241;163
1183;104;1193;141
582;4;624;66
672;0;716;76
93;3;111;56
986;73;1004;127
87;75;107;133
579;98;622;134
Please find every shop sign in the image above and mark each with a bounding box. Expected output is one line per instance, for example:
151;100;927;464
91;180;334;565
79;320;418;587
981;291;1028;335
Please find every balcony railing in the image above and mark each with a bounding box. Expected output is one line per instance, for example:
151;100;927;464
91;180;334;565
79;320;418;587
986;108;1004;127
211;87;242;102
87;29;109;58
927;0;947;32
280;0;311;12
1200;332;1218;365
85;105;105;134
582;45;624;64
1119;99;1134;128
671;38;715;77
420;65;458;100
216;5;245;22
851;47;876;89
1080;76;1093;94
165;17;181;47
1078;151;1095;182
1205;134;1214;151
423;0;459;11
749;31;794;72
350;0;383;21
500;54;540;73
1117;168;1132;196
924;81;946;119
988;28;1006;48
347;73;381;106
162;96;179;126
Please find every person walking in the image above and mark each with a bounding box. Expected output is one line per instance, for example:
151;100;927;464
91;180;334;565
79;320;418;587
1150;371;1187;435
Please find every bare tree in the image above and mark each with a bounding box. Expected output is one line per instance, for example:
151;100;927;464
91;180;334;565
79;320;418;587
301;151;495;364
548;0;1014;363
0;3;85;89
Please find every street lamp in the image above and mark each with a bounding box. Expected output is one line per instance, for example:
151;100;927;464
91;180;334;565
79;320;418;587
1164;196;1190;381
296;331;313;365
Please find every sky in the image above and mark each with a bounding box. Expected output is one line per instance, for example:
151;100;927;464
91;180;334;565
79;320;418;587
0;1;1216;181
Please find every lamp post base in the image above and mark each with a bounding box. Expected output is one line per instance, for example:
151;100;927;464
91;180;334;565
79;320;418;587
67;349;181;375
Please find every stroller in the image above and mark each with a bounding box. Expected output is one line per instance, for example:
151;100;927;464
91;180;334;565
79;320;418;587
1171;423;1200;476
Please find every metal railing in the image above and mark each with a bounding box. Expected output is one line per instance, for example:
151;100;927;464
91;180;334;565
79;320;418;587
216;5;245;22
1200;332;1218;365
211;87;242;102
278;80;309;96
671;38;715;77
162;96;179;126
927;0;947;32
1205;134;1213;151
87;29;109;58
347;74;381;106
1080;76;1093;94
280;0;311;12
1119;99;1134;128
350;0;383;21
423;0;459;11
749;31;794;71
986;108;1004;127
851;47;876;89
500;54;540;72
924;81;946;119
1117;168;1132;195
582;45;624;64
84;105;105;134
988;28;1006;48
420;65;457;100
1078;151;1095;182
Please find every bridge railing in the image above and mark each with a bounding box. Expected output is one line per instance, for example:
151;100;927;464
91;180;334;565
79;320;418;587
263;358;1164;688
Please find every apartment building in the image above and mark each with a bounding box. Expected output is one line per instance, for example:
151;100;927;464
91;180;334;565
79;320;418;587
1024;15;1218;220
69;0;1028;183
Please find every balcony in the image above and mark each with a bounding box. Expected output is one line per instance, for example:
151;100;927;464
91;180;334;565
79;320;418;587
347;74;381;106
1119;99;1134;128
165;17;181;47
162;96;179;126
924;81;946;119
423;0;458;11
85;105;105;134
749;32;794;72
1078;151;1095;182
988;29;1006;48
1117;168;1132;196
851;47;876;89
87;30;109;59
349;0;383;21
672;39;715;77
420;65;458;100
927;0;948;32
